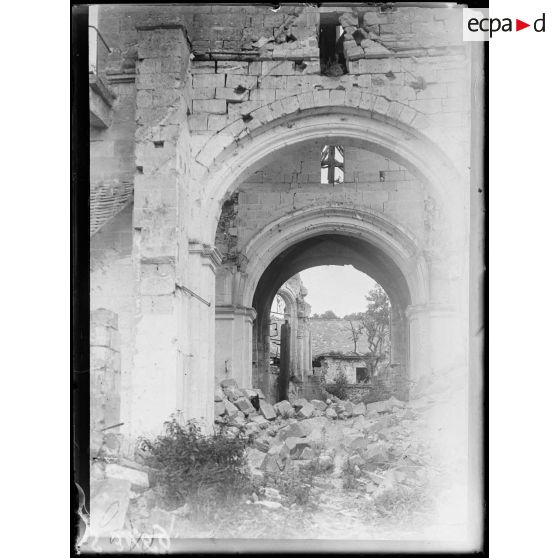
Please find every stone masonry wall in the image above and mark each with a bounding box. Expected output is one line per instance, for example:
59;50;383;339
96;4;470;181
216;147;428;259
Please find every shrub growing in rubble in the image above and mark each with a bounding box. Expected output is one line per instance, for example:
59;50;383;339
327;370;349;400
139;415;255;513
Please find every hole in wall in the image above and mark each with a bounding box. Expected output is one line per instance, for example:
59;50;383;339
153;141;164;148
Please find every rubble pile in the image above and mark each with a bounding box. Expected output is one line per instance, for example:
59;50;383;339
214;378;431;503
87;376;446;543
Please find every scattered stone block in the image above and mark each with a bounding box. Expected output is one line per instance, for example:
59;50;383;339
274;400;293;418
259;400;277;420
223;398;240;417
105;464;149;489
230;414;246;427
278;422;306;440
311;399;327;411
284;437;311;457
297;403;315;419
235;397;256;415
254;435;271;453
214;401;226;416
251;415;269;428
224;386;243;401
293;398;309;410
325;407;338;420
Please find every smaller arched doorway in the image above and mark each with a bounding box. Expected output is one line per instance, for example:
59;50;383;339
252;233;414;403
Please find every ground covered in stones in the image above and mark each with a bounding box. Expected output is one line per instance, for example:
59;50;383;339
87;369;467;546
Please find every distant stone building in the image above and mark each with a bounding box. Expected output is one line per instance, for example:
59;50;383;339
310;317;370;383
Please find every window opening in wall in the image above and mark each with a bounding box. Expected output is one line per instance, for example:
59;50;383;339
321;145;345;184
319;14;347;76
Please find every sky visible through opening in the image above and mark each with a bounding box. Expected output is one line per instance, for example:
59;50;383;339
299;265;378;317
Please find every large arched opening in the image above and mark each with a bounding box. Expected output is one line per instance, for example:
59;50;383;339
205;108;466;426
252;233;413;403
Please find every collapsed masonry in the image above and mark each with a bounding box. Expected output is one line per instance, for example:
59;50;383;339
89;372;451;540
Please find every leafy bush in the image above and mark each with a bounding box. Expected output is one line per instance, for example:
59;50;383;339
139;415;255;513
326;370;349;400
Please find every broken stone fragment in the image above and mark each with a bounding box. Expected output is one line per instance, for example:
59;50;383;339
293;398;309;411
259;400;277;420
234;397;256;415
274;399;294;418
254;435;272;453
223;386;243;401
245;423;260;437
214;385;225;402
284;436;311;457
311;399;327;412
344;401;354;417
297;403;315;419
105;463;149;489
251;415;269;428
230;414;246;427
214;401;226;416
325;407;338;420
223;398;240;417
278;421;307;440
